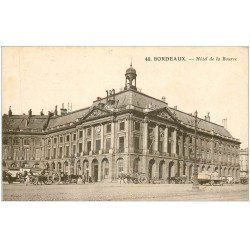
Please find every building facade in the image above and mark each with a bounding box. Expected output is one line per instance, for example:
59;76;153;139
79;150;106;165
2;65;241;182
240;148;248;181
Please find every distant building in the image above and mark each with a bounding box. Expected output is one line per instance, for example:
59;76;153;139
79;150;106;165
240;148;248;183
2;64;241;182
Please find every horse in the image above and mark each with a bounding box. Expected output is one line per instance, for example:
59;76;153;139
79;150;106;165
118;172;130;184
227;176;234;185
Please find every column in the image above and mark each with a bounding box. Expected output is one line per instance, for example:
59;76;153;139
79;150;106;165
163;127;169;154
110;119;116;153
100;124;104;153
172;129;177;155
82;128;86;154
180;132;184;157
143;119;148;154
125;119;129;153
91;126;94;152
154;125;159;152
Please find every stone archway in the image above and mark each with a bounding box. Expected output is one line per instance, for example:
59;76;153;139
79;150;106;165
149;159;156;180
188;164;193;181
133;158;140;173
168;161;174;183
102;158;109;180
82;159;89;180
183;164;187;176
57;162;62;172
51;162;55;171
63;161;68;173
92;159;99;182
207;166;211;173
159;160;165;180
117;158;124;178
76;160;81;175
201;165;205;172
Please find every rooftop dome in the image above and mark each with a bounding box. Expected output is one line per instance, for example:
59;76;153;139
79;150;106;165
126;64;136;74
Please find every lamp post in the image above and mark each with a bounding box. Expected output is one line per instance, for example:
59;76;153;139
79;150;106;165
192;110;199;190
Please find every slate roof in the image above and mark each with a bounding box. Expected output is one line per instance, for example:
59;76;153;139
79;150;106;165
2;115;48;132
2;88;236;140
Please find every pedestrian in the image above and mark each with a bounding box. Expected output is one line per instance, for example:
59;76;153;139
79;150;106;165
25;173;30;186
82;173;86;184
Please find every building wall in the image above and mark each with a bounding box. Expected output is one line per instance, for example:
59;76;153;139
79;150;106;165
2;111;241;182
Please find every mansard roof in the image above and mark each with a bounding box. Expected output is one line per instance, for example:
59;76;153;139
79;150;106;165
2;88;238;141
2;114;48;133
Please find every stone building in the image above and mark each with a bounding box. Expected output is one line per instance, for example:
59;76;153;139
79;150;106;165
240;148;248;181
2;64;241;182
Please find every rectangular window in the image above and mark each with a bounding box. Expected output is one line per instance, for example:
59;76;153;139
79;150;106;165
59;147;62;158
148;138;153;150
53;148;56;158
60;137;63;143
66;146;69;157
79;143;82;153
66;135;70;142
3;138;8;145
134;121;140;131
134;136;140;150
54;137;57;144
73;133;76;141
79;130;83;138
106;138;111;150
119;122;125;131
87;128;92;137
73;145;76;155
159;141;163;154
47;149;50;158
119;136;124;152
13;139;19;145
87;141;91;154
106;123;111;133
96;139;101;152
24;139;29;145
35;148;40;160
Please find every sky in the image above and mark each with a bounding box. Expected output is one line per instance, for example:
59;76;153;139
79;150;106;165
2;47;248;148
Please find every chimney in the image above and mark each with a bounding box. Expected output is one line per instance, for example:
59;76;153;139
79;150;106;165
162;96;166;102
205;112;210;122
60;103;67;116
174;106;177;110
54;105;58;116
8;106;12;116
222;118;227;129
40;109;44;116
28;109;32;117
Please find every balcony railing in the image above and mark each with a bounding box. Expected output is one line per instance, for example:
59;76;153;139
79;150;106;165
117;148;124;153
103;148;110;154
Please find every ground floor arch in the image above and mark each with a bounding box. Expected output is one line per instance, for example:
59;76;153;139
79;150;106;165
92;159;99;182
102;158;109;180
148;159;156;179
133;158;140;173
159;160;165;180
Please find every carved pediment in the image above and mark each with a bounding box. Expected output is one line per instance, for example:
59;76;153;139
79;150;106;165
82;107;110;121
148;107;178;123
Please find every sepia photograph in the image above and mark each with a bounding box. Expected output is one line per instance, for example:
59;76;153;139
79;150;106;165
1;46;249;201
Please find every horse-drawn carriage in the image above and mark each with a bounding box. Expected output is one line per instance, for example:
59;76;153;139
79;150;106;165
118;172;148;184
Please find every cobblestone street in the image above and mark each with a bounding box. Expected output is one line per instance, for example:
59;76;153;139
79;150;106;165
2;182;248;201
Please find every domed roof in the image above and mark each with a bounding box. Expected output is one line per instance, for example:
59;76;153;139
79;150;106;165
126;64;136;74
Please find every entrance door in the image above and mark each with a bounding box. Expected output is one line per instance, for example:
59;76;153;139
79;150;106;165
93;165;98;182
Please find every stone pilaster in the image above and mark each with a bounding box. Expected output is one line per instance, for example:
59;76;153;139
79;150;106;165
154;125;159;152
143;118;148;154
163;127;169;154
